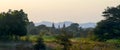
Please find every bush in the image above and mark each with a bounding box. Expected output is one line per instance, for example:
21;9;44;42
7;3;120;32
34;37;46;50
106;39;120;44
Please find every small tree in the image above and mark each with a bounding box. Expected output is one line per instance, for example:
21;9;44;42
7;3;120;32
34;34;46;50
56;29;72;50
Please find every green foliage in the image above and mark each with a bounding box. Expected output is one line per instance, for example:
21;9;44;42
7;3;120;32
28;22;93;38
45;37;120;50
42;35;56;42
66;23;80;37
0;9;29;41
34;37;46;50
94;5;120;41
56;30;72;50
9;35;120;50
106;39;120;44
33;33;46;50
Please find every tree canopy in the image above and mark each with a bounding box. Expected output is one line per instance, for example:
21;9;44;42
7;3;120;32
0;9;29;40
94;5;120;41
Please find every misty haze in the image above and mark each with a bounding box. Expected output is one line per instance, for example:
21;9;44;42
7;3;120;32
0;0;120;50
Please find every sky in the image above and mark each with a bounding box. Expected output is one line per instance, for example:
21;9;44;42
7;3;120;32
0;0;120;23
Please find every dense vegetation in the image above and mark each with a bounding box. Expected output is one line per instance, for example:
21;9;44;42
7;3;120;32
0;9;29;41
94;5;120;41
0;5;120;50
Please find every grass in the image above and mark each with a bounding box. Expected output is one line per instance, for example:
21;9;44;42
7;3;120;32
20;35;120;50
42;35;56;42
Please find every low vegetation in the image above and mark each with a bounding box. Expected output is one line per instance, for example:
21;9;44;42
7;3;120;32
0;4;120;50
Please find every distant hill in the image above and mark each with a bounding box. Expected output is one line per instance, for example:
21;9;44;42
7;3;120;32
34;21;96;28
79;23;96;28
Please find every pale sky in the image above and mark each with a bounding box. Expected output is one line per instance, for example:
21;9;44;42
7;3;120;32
0;0;120;23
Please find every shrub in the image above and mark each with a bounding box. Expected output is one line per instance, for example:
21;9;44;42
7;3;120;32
106;39;120;44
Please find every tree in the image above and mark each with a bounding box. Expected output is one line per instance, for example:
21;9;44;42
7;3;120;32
56;29;72;50
27;22;35;34
66;23;80;37
94;5;120;41
0;9;29;40
34;37;46;50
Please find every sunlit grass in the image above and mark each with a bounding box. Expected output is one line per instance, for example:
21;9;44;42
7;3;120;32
19;35;120;50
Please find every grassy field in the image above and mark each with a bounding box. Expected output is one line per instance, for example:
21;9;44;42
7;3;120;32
26;35;120;50
1;35;120;50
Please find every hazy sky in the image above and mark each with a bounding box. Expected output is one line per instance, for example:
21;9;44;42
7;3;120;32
0;0;120;23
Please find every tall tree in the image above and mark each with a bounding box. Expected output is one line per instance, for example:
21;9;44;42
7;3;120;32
0;9;29;40
94;5;120;41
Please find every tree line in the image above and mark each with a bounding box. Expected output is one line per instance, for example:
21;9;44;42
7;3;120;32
0;4;120;50
27;22;93;38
